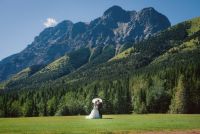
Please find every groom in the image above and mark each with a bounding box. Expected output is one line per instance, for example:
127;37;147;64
97;100;103;118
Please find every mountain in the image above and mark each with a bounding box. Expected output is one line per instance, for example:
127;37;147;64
0;17;199;117
0;6;170;81
51;17;200;86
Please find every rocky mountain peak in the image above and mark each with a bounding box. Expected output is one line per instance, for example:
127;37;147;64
140;7;156;13
103;5;125;15
137;7;162;19
102;6;130;23
0;6;171;81
56;20;73;28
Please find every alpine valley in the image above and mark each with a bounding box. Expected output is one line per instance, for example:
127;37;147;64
0;6;199;117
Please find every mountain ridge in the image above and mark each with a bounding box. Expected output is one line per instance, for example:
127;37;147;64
0;6;170;81
4;17;199;89
0;17;199;117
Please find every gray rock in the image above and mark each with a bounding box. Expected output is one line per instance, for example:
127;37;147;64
0;6;171;81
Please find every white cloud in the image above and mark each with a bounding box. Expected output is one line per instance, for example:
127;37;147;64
43;18;57;27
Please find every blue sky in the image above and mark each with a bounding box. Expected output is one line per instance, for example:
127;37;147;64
0;0;200;60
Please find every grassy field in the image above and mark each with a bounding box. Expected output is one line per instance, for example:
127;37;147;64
0;114;200;134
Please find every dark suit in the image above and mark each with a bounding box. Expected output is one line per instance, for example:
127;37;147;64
97;102;103;118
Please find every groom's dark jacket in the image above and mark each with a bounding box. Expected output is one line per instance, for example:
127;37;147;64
98;102;103;116
98;102;102;110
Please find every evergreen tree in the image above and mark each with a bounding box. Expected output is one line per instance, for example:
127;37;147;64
170;75;188;113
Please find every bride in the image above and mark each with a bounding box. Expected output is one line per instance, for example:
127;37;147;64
86;98;101;119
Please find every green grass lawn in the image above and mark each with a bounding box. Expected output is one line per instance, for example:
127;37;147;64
0;114;200;134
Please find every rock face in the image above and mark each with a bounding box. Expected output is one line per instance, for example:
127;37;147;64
0;6;171;81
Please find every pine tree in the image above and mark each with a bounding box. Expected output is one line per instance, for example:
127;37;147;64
170;75;188;113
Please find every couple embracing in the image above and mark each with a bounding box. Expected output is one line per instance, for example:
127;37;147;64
86;98;103;119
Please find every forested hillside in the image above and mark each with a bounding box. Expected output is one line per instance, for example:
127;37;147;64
0;6;170;82
0;17;199;117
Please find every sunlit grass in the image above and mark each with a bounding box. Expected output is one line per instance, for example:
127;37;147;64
187;17;200;35
0;114;200;134
110;48;134;61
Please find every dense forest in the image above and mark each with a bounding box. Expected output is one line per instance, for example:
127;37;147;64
0;17;200;117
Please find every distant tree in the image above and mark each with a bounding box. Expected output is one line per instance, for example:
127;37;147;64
10;101;22;117
170;75;188;113
47;97;57;116
23;100;33;117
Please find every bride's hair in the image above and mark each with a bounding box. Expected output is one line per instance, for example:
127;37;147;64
94;101;98;107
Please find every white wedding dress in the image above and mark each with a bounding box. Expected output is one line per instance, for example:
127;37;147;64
86;105;100;119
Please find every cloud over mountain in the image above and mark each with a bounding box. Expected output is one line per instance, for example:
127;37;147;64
44;18;57;27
